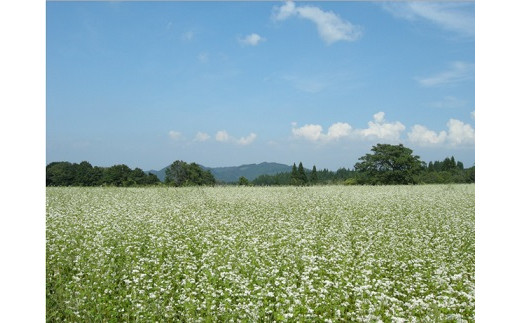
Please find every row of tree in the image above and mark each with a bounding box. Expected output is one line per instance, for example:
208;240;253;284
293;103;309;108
251;164;356;186
47;144;475;187
251;144;474;186
46;161;160;187
46;160;217;187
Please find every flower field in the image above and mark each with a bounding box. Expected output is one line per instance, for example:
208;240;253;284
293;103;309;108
46;185;474;322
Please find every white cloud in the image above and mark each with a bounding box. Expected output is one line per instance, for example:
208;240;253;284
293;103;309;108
407;119;474;146
215;130;257;146
471;110;475;120
237;133;257;146
273;1;297;21
194;132;210;142
417;61;474;87
446;118;475;145
408;125;447;146
358;112;405;141
292;122;352;142
290;112;473;148
383;2;474;37
215;130;230;142
373;111;385;123
239;33;266;46
273;1;362;44
292;124;324;141
168;130;182;141
327;122;353;140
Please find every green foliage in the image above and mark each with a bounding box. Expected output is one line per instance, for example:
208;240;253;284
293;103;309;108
343;178;357;185
165;160;215;187
238;176;249;186
289;162;309;185
354;144;423;185
253;166;356;186
310;165;318;184
290;163;298;185
46;161;160;187
46;147;474;187
297;162;308;185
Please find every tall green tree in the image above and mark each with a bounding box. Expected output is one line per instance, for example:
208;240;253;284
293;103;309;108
165;160;215;186
290;163;299;185
165;160;188;186
238;176;249;186
310;165;318;184
354;144;423;185
298;162;308;185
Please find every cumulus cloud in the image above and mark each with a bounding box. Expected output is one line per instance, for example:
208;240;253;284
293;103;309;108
290;112;473;148
407;119;474;146
327;122;353;140
358;112;405;141
292;112;404;143
215;130;257;146
168;130;182;141
215;130;230;143
383;2;474;37
239;33;266;46
292;124;324;141
408;125;448;146
446;119;475;145
292;122;352;142
417;61;474;87
273;1;362;44
194;132;210;142
237;133;257;146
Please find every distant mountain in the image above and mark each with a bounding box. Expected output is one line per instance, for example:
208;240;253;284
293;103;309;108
146;162;292;183
206;162;293;183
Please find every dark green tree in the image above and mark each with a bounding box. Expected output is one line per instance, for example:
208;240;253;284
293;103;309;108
165;160;215;186
74;161;94;186
310;165;318;184
354;144;423;185
103;164;133;186
46;162;75;186
165;160;188;186
290;163;299;185
238;176;249;186
298;162;307;184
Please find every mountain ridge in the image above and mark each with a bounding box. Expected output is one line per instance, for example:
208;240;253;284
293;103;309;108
146;162;293;183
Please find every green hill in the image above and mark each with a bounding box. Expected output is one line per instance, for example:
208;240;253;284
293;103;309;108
147;162;292;183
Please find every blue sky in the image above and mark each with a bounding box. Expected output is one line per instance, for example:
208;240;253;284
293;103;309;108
47;1;475;171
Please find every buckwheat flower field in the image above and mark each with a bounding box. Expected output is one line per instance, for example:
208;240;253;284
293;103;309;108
46;185;474;321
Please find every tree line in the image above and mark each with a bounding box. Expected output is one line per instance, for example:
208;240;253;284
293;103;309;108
251;164;356;186
47;144;475;187
250;144;474;186
46;161;161;187
46;160;216;187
